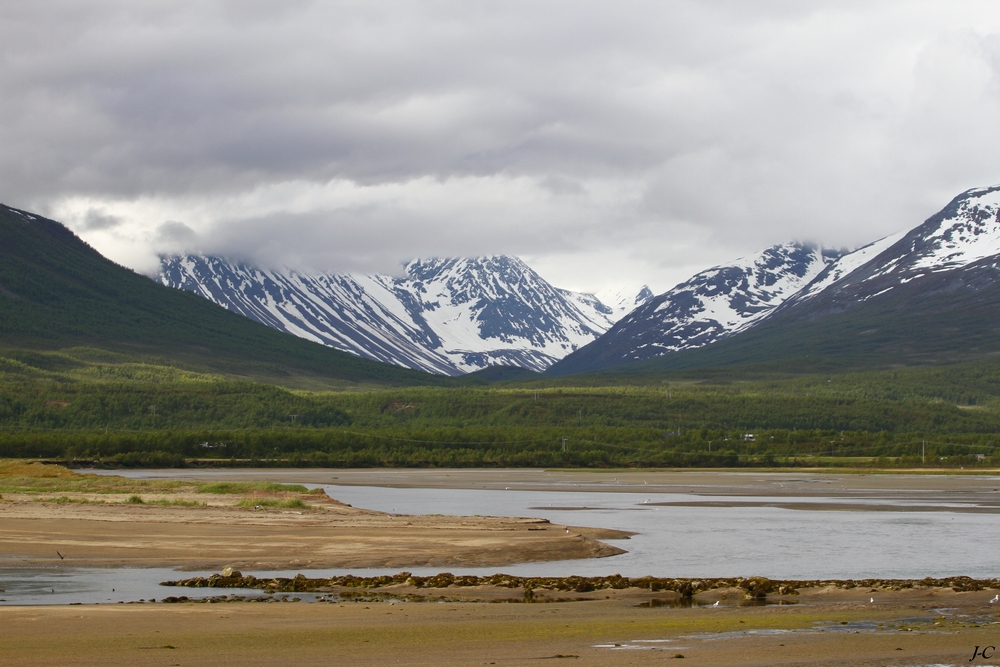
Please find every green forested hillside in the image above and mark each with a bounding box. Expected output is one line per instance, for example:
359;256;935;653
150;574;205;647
0;205;448;389
1;348;998;468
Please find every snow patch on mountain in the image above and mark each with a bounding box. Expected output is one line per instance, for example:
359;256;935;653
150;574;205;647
795;184;1000;302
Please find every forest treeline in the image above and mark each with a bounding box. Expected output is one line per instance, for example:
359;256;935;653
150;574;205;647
0;426;993;469
2;349;1000;468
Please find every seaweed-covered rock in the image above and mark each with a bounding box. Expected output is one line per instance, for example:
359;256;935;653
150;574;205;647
739;577;775;599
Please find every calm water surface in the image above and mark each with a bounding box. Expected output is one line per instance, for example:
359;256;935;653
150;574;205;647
3;470;998;605
318;483;997;580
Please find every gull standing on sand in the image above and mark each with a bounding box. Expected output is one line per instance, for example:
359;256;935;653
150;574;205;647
991;595;999;604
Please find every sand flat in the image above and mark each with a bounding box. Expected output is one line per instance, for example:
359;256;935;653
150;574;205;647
0;499;627;570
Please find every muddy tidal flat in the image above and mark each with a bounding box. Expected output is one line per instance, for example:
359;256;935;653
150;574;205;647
4;584;1000;666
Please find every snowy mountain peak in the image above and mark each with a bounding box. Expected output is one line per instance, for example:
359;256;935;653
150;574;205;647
554;182;1000;375
893;184;1000;274
405;255;558;310
158;254;625;375
550;242;831;373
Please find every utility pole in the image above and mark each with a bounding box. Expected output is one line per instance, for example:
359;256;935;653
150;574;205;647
561;437;568;452
289;414;299;425
922;440;925;465
150;404;156;418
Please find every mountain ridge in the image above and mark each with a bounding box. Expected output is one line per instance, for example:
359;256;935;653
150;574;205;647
159;254;652;375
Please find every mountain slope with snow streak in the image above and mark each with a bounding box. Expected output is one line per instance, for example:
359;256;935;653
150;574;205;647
158;256;457;374
549;242;832;374
158;254;624;375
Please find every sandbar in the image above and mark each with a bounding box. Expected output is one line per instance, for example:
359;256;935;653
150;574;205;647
0;497;627;570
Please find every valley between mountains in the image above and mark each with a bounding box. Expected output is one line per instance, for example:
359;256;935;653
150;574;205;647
3;184;1000;468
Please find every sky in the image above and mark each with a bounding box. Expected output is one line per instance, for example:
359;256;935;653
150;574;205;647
4;1;1000;294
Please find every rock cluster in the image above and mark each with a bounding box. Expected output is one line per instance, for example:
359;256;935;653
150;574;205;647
160;572;1000;598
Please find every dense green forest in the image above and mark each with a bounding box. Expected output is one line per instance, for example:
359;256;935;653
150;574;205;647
2;345;999;469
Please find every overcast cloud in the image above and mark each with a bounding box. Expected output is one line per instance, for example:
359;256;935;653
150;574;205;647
3;1;1000;293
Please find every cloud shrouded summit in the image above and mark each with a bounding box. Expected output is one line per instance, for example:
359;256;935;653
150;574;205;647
4;2;1000;292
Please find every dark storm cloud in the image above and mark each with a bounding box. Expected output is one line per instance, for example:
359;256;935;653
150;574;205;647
3;2;1000;290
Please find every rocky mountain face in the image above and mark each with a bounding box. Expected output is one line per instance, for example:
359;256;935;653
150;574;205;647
552;184;1000;375
158;254;652;375
549;242;834;374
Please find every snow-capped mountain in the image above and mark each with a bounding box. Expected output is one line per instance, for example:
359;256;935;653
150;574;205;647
784;184;1000;310
158;255;646;375
553;183;1000;374
160;184;1000;378
550;243;833;372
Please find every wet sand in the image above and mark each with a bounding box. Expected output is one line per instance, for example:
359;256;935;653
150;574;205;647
0;498;627;570
2;585;996;666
